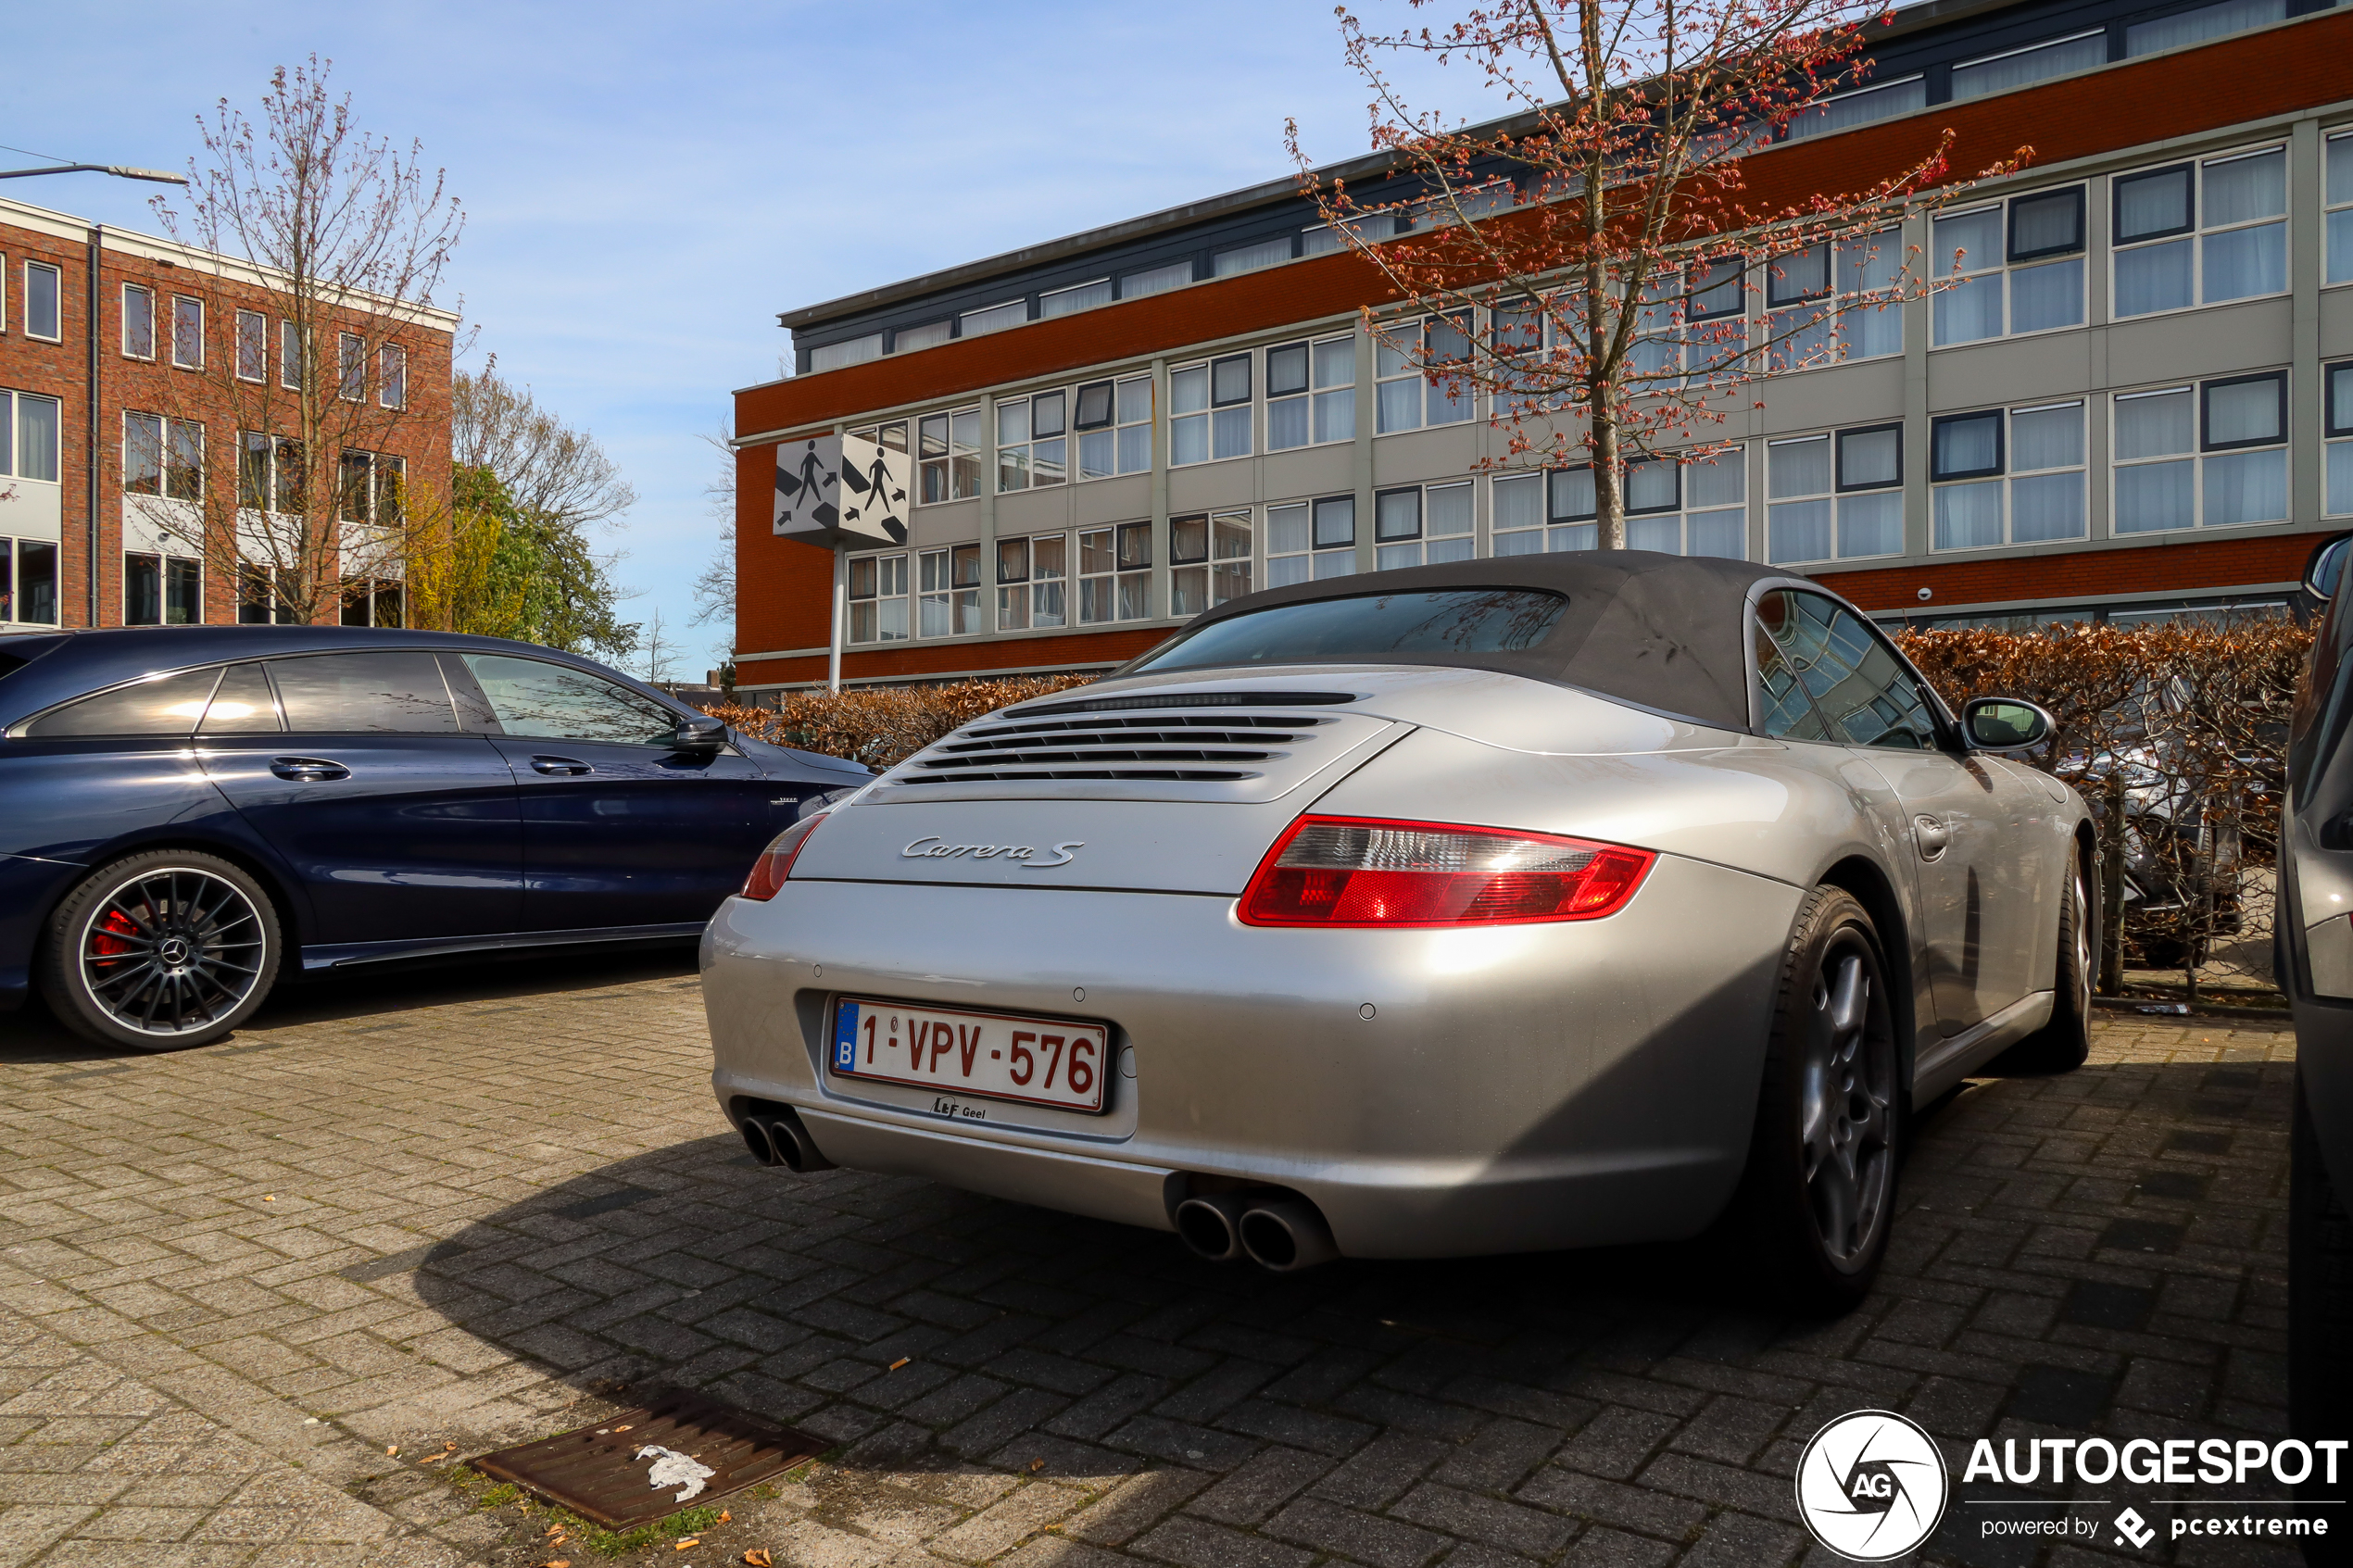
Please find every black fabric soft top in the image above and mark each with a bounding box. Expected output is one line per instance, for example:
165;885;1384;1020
1126;551;1792;732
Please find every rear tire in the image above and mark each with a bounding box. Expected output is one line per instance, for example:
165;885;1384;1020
40;850;281;1052
1989;849;2093;1075
2292;1073;2353;1565
1722;887;1900;1314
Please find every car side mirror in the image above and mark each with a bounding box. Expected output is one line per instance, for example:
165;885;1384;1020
2305;533;2353;602
673;713;728;751
1962;697;2053;753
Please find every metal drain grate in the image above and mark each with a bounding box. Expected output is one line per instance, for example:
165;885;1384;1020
470;1392;824;1528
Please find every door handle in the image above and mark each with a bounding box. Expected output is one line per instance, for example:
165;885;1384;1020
270;757;349;783
1912;813;1951;860
531;756;593;776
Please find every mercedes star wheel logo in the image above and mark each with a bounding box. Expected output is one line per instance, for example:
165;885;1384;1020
1795;1410;1950;1562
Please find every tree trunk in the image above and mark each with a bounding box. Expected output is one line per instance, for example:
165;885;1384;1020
1592;406;1626;549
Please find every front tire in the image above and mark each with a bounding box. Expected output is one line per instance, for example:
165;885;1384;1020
40;851;281;1051
1723;887;1900;1314
1990;848;2093;1074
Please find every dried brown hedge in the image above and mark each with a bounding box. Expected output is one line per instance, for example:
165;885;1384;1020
698;675;1098;771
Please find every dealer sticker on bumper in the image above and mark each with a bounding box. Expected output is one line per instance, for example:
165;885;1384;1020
829;997;1109;1114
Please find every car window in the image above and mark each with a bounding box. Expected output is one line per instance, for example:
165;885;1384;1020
1129;588;1567;672
198;662;282;734
22;666;223;738
1753;598;1831;741
1760;589;1940;749
267;651;459;734
461;654;678;746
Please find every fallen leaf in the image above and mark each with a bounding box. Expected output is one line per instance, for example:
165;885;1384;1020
1029;1459;1046;1473
744;1553;774;1567
547;1524;565;1536
674;1539;699;1551
544;1561;570;1567
888;1358;910;1371
718;1511;731;1523
386;1446;399;1457
613;1424;634;1433
263;1195;276;1202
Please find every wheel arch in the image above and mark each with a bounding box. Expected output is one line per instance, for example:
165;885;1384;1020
1816;853;1920;1099
32;834;308;978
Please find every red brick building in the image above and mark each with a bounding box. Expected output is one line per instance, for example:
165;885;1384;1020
732;0;2353;693
1;192;457;633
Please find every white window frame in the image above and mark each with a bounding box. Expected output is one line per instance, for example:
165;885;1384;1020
3;534;62;626
2327;129;2353;289
280;320;304;390
338;332;366;402
917;408;984;504
847;550;911;644
238;430;306;516
1070;378;1152;481
960;299;1026;338
2111;144;2290;320
1170;510;1253;617
1766;426;1906;566
1929;187;2087;347
378;342;405;407
1266;495;1357;585
1949;30;2108;100
1168;354;1252;466
2112;371;2290;534
123;549;203;628
2328;360;2353;518
234;309;268;383
1373;482;1476;570
3;389;64;483
121;282;156;360
1928;400;2089;551
1077;521;1152;623
809;332;883;372
1039;279;1113;319
917;544;984;637
1490;472;1546;557
995;531;1069;631
996;390;1067;493
1764;229;1906;370
25;261;61;342
1622;452;1750;558
172;295;205;370
1266;333;1354;451
1785;75;1927;142
1375;313;1473;433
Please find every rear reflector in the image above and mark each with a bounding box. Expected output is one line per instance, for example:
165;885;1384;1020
741;814;827;901
1239;816;1654;927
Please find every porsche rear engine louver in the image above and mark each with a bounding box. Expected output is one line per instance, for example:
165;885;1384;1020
892;699;1351;786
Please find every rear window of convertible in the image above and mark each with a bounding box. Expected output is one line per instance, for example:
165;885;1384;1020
1131;587;1567;673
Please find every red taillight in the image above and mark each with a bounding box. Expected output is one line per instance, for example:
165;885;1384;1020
741;814;827;900
1238;816;1655;928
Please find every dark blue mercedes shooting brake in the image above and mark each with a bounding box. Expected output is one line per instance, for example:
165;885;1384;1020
0;626;868;1051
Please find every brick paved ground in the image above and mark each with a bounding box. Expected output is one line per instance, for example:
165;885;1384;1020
0;958;2308;1567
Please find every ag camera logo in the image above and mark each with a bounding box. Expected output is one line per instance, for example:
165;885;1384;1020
1796;1411;1950;1562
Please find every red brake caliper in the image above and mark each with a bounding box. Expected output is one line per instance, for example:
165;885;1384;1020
92;909;141;958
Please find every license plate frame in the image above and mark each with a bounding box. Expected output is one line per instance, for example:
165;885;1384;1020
826;996;1112;1115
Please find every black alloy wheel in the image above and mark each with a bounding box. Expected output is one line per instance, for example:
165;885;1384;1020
1724;886;1901;1312
42;850;281;1051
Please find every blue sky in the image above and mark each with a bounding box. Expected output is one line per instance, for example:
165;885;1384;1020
10;0;1474;675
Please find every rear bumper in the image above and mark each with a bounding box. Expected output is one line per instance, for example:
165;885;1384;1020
702;855;1803;1259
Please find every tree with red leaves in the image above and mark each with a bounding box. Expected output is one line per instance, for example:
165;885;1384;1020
1290;0;2026;546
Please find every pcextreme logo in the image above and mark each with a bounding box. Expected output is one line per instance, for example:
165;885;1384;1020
1795;1411;1951;1562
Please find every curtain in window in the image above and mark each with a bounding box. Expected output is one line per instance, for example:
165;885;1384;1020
1690;511;1746;558
1933;483;2003;549
2117;391;2195;458
2206;150;2286;224
18;396;59;483
2116;459;2196;532
1213;239;1290;278
2327;444;2353;517
2011;405;2084;470
1768;500;1832;562
1787;78;1926;140
1492;475;1542;534
1839;492;1904;557
1039;281;1113;319
2204;448;2287;524
2116;240;2193;316
2011;473;2086;541
1933;276;2002;345
1768;438;1831;498
2203;223;2285;302
2125;0;2283;56
1629;515;1680;552
2009;259;2083;332
2206;379;2283;445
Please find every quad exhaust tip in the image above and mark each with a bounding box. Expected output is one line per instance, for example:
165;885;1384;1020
738;1103;836;1173
1176;1189;1338;1272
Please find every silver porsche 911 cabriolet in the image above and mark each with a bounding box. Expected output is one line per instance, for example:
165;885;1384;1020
702;553;2095;1309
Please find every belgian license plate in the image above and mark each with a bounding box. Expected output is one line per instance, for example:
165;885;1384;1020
828;997;1110;1114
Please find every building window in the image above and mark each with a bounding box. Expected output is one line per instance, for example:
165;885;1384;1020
1;390;63;483
339;450;406;525
918;408;984;503
1267;334;1353;450
3;538;60;625
2328;131;2353;287
1785;75;1926;141
25;262;60;341
2126;0;2287;56
996;533;1068;631
848;552;911;643
1267;495;1356;585
1768;425;1904;564
1078;522;1151;622
125;553;202;626
1214;237;1291;278
1374;482;1475;569
1120;260;1191;299
171;296;203;370
1491;472;1545;556
1170;354;1252;465
122;284;156;358
1171;511;1252;616
1302;214;1399;255
961;299;1026;338
1931;187;2085;346
2326;362;2353;517
1040;279;1113;319
809;333;882;371
235;565;298;625
1950;30;2106;99
2114;371;2289;533
1930;402;2086;549
239;432;306;514
996;391;1067;491
1377;315;1472;433
895;320;952;354
2114;146;2286;317
235;310;267;382
1645;256;1752;386
1548;468;1598;551
1066;378;1152;477
1625;454;1748;558
281;320;304;389
339;332;366;400
918;544;984;636
1768;229;1904;368
340;580;404;628
125;412;165;495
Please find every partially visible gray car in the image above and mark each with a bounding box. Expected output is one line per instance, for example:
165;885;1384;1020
702;555;2094;1309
